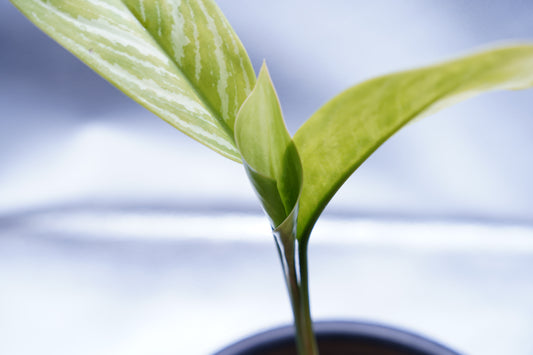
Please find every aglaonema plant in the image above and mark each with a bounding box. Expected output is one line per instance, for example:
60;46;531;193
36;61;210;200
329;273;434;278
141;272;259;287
10;0;533;354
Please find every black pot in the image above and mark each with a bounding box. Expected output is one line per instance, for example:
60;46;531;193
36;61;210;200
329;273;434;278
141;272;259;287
215;321;461;355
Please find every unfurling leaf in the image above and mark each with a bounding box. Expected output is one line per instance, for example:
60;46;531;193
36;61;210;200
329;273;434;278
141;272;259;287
235;63;302;229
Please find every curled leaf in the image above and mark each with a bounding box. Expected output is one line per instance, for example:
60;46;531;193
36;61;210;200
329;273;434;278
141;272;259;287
235;63;302;229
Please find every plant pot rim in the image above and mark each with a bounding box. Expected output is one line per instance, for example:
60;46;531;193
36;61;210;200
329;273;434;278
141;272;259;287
215;320;461;355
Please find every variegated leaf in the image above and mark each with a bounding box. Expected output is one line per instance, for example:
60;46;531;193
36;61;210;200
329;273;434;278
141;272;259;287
11;0;256;161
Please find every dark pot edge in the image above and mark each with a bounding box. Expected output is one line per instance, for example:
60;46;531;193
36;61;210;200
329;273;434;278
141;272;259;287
214;320;462;355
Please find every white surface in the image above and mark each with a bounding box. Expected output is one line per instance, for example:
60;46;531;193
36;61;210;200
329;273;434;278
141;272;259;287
1;211;533;355
0;122;254;214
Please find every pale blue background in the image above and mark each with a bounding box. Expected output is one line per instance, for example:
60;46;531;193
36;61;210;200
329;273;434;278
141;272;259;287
1;1;533;355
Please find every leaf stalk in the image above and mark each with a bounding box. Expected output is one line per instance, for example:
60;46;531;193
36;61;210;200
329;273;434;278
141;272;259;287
273;230;319;355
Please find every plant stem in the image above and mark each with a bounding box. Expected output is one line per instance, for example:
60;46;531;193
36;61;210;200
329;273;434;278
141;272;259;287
274;231;319;355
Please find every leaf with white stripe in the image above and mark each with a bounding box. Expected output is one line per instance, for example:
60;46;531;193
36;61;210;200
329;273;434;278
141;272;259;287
10;0;256;161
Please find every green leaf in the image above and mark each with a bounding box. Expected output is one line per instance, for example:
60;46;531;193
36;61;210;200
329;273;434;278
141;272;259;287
235;63;302;229
294;44;533;241
10;0;256;162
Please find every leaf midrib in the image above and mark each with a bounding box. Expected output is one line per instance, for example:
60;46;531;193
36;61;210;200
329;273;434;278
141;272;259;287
121;0;239;152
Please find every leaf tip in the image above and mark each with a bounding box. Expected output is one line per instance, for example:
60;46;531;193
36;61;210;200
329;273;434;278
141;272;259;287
259;60;272;80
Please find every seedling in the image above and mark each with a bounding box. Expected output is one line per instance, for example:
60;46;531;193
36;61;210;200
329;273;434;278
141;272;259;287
10;0;533;354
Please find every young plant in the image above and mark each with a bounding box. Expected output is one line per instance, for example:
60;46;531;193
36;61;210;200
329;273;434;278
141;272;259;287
10;0;533;354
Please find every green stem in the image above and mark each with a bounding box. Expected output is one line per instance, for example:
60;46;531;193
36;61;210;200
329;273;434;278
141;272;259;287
273;231;319;355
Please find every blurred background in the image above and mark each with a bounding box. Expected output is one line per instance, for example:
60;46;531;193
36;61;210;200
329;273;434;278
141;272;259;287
1;1;532;354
